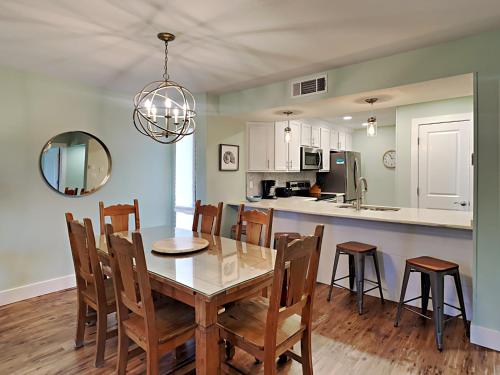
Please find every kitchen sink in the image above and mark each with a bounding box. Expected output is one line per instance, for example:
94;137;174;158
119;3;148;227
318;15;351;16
337;204;401;212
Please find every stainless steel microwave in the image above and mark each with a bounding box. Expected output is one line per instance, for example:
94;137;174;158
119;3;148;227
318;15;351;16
300;147;323;170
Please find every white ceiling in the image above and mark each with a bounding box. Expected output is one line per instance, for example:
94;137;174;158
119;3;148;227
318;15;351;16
0;1;497;94
240;74;473;127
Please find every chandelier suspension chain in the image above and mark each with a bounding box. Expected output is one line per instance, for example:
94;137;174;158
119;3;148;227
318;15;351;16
163;41;169;80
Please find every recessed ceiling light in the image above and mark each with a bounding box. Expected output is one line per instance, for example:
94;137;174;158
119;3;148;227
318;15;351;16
362;122;368;127
343;116;353;120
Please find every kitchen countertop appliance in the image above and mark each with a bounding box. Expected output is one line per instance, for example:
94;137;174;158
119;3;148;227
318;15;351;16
274;186;293;198
301;147;323;170
261;179;276;199
286;180;311;197
316;151;361;202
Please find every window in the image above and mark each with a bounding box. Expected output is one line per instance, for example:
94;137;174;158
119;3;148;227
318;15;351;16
174;135;195;229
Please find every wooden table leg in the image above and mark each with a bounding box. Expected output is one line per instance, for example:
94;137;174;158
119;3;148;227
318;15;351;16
195;294;220;374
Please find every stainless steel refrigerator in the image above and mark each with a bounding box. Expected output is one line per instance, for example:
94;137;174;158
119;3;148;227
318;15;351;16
316;151;361;201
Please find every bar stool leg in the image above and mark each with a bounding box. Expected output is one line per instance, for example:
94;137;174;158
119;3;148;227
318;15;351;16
394;264;411;327
429;272;445;351
327;249;341;302
372;252;384;303
348;254;356;291
421;273;431;317
354;253;365;315
452;270;470;337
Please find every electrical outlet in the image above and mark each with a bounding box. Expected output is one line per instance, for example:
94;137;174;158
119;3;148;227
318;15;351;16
249;180;254;189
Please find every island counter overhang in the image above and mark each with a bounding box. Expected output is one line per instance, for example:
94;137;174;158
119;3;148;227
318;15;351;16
227;197;474;317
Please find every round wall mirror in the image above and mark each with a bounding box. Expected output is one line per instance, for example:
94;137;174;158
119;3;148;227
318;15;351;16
40;131;112;196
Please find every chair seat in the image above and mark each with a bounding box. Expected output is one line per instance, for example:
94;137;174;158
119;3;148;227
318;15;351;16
407;256;459;272
123;300;196;345
81;277;116;309
337;241;376;253
218;297;305;350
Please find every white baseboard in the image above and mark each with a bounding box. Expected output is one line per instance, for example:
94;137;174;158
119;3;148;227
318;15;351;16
0;274;76;306
471;323;500;351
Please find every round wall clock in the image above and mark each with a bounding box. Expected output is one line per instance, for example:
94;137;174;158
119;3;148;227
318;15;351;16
383;150;396;169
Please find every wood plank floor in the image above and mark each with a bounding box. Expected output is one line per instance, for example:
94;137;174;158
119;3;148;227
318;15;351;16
0;284;498;374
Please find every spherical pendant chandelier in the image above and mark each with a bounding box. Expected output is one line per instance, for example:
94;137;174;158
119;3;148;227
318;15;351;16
133;33;196;144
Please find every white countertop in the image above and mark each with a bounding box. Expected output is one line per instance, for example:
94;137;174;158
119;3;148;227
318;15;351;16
228;197;473;230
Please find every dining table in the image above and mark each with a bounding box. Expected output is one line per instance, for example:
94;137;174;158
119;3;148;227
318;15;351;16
97;225;276;374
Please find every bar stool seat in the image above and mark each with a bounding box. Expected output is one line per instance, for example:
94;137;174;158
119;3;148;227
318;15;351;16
407;256;458;271
337;241;376;253
394;255;468;351
327;241;384;314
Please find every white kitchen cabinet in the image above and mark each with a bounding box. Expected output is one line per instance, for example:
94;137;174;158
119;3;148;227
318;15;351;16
288;121;301;171
311;126;321;147
330;129;339;150
247;122;274;171
338;131;347;151
275;121;301;171
300;123;312;146
320;127;331;171
345;133;353;151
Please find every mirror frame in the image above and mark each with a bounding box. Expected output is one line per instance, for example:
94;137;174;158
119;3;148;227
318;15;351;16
39;130;112;197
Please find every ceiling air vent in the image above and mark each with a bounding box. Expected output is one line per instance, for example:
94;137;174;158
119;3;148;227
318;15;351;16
291;73;327;98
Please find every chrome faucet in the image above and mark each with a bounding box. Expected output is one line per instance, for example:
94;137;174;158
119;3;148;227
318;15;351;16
355;177;368;211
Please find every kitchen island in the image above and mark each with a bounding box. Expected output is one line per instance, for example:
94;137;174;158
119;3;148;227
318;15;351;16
227;197;473;316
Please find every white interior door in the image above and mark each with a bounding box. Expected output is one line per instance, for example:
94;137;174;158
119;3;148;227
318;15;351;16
418;120;472;210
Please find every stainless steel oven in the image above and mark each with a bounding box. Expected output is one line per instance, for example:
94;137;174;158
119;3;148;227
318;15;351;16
300;147;323;170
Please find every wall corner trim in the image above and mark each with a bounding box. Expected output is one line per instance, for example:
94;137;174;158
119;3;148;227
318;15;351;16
0;274;76;307
470;323;500;351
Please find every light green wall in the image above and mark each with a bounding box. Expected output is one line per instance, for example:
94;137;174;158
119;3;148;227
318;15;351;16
395;96;473;206
0;66;174;291
206;28;500;341
205;111;247;235
352;126;396;206
65;144;86;189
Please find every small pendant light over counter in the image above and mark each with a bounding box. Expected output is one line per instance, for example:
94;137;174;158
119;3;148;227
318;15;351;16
365;98;378;137
133;33;196;144
283;111;293;143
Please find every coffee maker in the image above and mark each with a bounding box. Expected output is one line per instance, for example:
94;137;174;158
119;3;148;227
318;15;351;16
261;180;276;199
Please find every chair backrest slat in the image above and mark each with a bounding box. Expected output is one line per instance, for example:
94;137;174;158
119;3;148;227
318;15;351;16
99;199;140;235
65;213;105;302
235;204;273;247
106;224;156;342
265;225;324;348
192;200;223;236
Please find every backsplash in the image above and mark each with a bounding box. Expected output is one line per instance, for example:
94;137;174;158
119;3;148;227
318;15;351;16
246;171;317;196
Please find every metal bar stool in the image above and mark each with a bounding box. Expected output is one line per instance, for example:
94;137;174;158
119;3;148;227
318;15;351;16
394;256;469;351
327;241;384;314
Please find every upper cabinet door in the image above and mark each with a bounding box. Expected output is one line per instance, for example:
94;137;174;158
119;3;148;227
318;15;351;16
301;123;312;146
320;127;331;171
345;133;353;151
274;121;289;171
311;126;321;147
288;121;301;171
247;122;274;171
330;129;339;150
338;131;346;151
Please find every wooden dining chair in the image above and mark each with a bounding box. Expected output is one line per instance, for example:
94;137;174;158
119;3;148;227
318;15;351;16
99;199;140;235
65;213;117;367
65;187;78;195
105;223;196;375
235;204;274;248
192;200;223;236
218;225;324;375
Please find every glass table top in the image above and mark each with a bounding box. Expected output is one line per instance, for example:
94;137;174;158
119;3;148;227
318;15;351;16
98;226;276;297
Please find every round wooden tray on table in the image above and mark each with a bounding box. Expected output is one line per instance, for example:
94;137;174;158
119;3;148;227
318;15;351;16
151;237;209;255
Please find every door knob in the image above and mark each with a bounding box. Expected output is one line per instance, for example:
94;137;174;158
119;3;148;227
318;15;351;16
454;201;467;207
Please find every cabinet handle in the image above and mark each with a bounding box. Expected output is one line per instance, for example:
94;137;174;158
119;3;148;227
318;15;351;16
267;159;270;169
290;160;293;169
